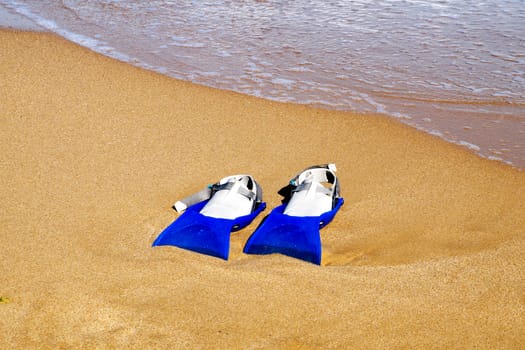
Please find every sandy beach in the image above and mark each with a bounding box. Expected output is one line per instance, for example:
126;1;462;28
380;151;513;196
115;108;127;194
1;30;524;349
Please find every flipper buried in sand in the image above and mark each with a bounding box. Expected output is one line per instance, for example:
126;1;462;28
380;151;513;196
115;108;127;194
243;164;344;265
152;175;266;260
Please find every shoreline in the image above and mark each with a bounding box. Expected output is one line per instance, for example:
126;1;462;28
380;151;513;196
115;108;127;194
1;30;524;348
0;6;523;170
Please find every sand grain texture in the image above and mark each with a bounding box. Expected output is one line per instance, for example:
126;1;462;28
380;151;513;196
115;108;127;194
1;31;524;349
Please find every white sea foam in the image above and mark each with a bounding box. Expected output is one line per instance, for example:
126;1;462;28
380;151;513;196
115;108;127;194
2;0;133;65
458;141;481;152
0;2;43;30
271;78;295;86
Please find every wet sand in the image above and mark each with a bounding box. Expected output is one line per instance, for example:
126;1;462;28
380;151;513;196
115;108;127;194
1;30;524;349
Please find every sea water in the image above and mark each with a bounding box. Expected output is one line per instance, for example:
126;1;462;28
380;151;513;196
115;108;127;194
1;0;524;168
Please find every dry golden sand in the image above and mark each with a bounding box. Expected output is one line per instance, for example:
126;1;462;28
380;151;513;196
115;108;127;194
1;30;524;349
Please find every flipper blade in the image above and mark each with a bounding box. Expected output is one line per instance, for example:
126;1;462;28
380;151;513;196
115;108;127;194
153;201;266;260
243;198;344;265
153;209;233;259
243;210;322;264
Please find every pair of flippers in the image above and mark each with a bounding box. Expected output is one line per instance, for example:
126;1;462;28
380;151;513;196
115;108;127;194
152;164;344;264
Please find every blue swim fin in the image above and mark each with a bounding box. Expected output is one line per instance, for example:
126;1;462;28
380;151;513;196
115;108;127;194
153;200;266;260
153;175;266;260
243;198;343;264
243;164;344;265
